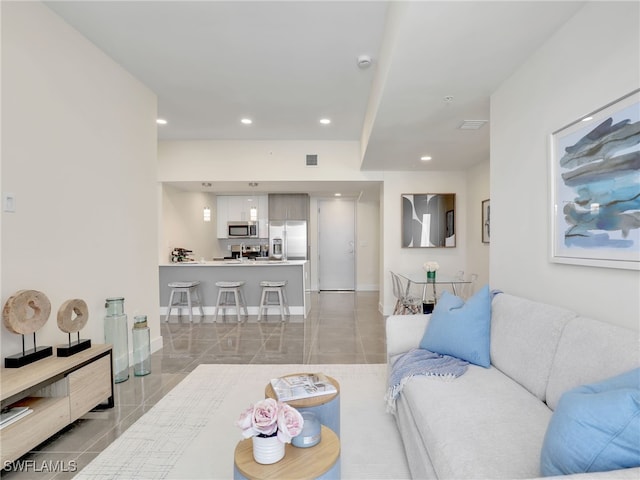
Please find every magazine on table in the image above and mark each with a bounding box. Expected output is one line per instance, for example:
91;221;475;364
270;373;337;401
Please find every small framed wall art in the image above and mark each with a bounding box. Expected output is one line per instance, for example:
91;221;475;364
481;199;490;244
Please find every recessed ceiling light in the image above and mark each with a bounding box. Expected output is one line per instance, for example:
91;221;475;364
156;118;167;125
582;116;594;122
320;118;331;125
334;193;342;197
241;118;252;125
420;156;432;161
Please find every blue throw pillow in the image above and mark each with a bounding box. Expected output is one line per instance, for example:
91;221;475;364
540;368;640;476
419;285;491;367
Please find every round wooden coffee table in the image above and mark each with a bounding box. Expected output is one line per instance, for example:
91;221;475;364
265;374;340;435
233;425;340;480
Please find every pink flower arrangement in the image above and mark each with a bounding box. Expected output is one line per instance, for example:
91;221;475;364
236;398;304;443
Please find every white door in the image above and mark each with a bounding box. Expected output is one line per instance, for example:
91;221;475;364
319;199;355;290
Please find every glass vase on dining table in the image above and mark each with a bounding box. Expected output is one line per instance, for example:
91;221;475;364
397;272;470;315
423;273;437;314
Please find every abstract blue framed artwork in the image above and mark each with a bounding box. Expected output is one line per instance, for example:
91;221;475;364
550;89;640;270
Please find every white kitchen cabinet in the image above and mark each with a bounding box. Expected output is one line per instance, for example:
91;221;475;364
227;196;246;222
216;195;268;239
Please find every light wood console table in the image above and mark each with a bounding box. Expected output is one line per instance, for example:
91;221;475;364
0;344;113;464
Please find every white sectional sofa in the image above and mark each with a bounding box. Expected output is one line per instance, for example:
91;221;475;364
386;292;640;479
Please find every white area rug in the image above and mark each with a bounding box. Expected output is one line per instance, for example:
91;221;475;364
75;364;410;480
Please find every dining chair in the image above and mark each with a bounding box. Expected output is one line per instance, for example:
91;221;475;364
391;271;422;315
390;271;403;315
460;273;478;300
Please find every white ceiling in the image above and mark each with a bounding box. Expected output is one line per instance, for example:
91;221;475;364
166;180;384;201
45;0;584;188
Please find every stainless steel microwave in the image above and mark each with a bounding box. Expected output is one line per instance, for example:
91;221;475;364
227;222;258;238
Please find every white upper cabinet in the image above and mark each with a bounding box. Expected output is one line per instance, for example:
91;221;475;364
216;195;268;238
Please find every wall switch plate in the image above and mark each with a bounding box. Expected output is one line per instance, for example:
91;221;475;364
3;193;16;213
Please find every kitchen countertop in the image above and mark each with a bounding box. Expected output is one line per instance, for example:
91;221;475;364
160;260;308;266
159;259;311;317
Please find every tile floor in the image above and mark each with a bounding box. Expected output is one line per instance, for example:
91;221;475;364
1;291;386;479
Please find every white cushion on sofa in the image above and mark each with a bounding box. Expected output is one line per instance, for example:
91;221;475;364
400;365;553;479
546;316;640;411
490;294;576;402
386;314;432;360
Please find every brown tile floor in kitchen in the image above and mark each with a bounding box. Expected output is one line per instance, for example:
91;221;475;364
1;291;386;479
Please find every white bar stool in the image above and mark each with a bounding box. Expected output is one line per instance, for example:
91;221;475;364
165;281;205;323
257;280;290;322
214;281;248;323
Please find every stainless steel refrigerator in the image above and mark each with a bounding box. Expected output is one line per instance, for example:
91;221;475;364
269;220;307;260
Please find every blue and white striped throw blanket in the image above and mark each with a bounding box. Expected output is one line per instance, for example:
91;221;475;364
385;348;469;413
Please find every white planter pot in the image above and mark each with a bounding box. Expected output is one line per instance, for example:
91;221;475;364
252;435;285;464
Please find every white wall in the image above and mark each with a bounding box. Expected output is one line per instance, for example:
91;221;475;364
356;194;381;291
158;140;381;183
466;159;490;289
1;2;160;358
161;185;219;261
491;2;639;329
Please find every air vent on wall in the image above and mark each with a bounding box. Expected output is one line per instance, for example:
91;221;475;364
458;120;488;130
306;154;318;166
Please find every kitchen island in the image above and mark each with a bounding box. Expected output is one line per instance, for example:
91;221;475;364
159;260;310;319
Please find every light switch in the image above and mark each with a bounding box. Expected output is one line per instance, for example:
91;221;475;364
3;193;16;213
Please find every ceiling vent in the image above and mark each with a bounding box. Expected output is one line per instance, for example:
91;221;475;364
306;154;318;166
458;120;488;130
